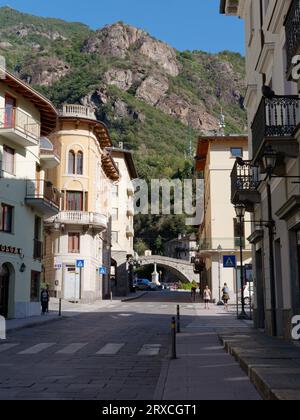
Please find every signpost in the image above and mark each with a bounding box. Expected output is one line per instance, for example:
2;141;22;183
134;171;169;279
76;260;85;269
75;260;84;302
223;255;237;269
99;266;107;275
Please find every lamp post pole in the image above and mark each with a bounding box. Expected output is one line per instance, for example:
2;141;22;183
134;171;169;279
266;179;277;336
217;245;224;306
235;204;249;320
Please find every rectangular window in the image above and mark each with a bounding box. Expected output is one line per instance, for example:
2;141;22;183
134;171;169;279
112;185;119;198
112;231;118;244
3;145;15;174
112;208;118;221
68;233;80;253
31;271;41;302
66;191;83;211
231;147;243;158
0;203;13;233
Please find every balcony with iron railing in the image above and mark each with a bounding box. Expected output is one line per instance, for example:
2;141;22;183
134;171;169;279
40;137;61;169
198;238;251;252
25;180;60;217
59;104;96;121
251;96;300;165
46;211;108;231
285;0;300;78
231;160;260;212
0;108;40;147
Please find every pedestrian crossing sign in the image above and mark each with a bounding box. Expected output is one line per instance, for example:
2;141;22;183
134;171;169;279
99;266;107;275
76;260;85;268
223;255;237;268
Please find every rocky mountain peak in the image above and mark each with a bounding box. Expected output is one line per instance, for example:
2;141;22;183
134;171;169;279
83;22;180;77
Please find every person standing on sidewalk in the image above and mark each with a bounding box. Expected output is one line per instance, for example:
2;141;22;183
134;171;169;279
203;285;212;310
191;285;197;302
40;288;49;315
222;283;230;311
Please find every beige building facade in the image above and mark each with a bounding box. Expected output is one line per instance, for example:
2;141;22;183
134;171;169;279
0;69;59;318
195;135;252;302
221;0;300;337
44;105;119;302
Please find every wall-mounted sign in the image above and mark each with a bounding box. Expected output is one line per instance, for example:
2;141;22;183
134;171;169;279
0;245;22;255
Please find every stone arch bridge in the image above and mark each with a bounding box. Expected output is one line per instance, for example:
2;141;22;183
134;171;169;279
139;255;196;284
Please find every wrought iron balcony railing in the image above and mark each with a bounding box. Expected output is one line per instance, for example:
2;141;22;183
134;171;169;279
231;160;260;204
198;238;250;251
251;96;300;160
285;0;300;74
0;107;40;140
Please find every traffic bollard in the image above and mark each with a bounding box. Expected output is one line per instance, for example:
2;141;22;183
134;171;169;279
171;317;177;359
177;305;181;333
58;298;62;317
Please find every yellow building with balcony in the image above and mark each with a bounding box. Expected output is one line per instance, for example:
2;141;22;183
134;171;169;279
44;105;119;302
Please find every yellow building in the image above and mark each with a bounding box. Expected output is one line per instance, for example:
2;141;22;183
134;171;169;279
0;69;59;318
195;135;252;302
44;105;119;302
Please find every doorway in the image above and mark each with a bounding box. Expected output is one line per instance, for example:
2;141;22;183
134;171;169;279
0;264;10;318
255;249;265;329
64;266;80;301
4;94;16;128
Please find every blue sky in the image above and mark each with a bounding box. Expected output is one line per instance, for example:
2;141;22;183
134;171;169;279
1;0;245;54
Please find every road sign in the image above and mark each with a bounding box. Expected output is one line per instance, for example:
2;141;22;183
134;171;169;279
54;263;62;270
76;260;85;269
99;266;107;275
223;255;237;269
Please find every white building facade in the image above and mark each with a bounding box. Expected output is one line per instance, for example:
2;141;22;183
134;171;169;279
0;69;58;318
107;146;137;296
221;0;300;338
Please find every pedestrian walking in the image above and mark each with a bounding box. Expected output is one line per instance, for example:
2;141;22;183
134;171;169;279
40;288;49;315
222;283;230;311
203;285;212;309
46;284;50;313
191;285;197;302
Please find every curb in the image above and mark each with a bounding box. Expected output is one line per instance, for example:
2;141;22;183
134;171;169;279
121;291;148;302
218;334;300;401
6;315;65;334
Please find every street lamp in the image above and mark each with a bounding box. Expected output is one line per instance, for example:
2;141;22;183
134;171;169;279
261;147;278;336
217;245;224;306
234;203;249;320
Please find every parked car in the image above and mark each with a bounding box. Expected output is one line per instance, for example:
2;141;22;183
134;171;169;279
134;279;151;291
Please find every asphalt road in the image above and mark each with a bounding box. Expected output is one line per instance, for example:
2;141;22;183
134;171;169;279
0;291;197;400
0;291;261;401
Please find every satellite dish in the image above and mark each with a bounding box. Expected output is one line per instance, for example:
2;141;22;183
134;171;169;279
262;85;275;99
236;157;245;166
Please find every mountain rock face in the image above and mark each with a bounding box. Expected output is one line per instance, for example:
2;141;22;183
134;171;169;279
84;22;180;76
0;7;246;179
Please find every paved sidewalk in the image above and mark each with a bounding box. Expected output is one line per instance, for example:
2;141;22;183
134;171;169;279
155;305;261;400
5;291;147;333
219;330;300;400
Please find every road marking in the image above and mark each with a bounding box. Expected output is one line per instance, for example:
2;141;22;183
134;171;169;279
0;343;19;353
18;343;55;354
56;343;88;354
138;344;161;356
96;343;125;355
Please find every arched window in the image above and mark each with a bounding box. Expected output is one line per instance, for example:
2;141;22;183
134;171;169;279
77;151;83;175
68;150;75;174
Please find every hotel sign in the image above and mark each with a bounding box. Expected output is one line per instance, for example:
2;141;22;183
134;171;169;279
0;245;22;255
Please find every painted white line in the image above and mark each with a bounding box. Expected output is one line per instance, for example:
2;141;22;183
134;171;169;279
138;344;161;356
19;343;55;355
0;343;19;353
96;343;125;355
56;343;88;354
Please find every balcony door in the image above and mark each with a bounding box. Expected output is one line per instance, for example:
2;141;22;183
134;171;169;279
66;191;83;211
4;95;16;128
0;264;9;318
